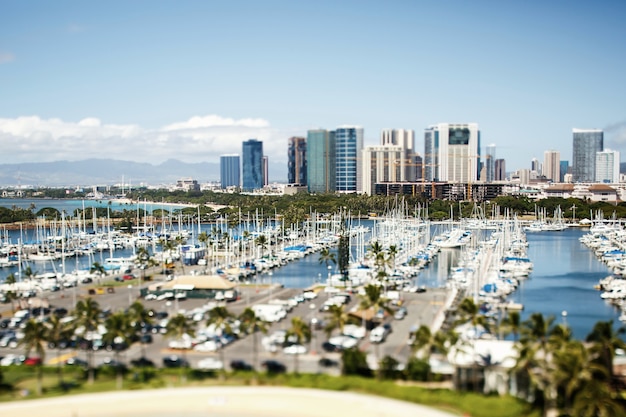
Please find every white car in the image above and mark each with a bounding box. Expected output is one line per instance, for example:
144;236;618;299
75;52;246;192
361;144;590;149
156;292;174;301
196;357;224;371
194;340;221;352
283;344;307;355
328;335;359;350
342;324;366;339
369;324;392;344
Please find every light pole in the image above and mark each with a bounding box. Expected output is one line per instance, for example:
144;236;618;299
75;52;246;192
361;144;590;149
327;265;332;290
268;271;273;301
561;310;568;327
128;285;133;307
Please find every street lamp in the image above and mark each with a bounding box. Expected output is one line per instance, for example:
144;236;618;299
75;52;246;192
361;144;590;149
268;271;273;301
327;265;332;289
561;310;568;326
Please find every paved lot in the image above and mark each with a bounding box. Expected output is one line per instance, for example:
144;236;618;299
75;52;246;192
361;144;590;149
0;266;449;374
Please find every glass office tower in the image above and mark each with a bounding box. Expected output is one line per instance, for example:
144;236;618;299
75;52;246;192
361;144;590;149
306;129;336;193
335;126;363;193
572;128;603;182
220;154;240;189
242;139;264;191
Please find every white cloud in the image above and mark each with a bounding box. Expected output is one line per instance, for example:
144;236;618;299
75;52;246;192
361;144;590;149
0;52;15;64
0;114;300;165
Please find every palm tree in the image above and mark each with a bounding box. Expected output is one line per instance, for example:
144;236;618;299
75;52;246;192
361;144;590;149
165;313;195;383
500;310;522;341
238;308;268;372
198;231;210;263
174;235;186;274
22;265;37;282
127;301;154;358
324;304;349;338
45;314;73;386
255;234;268;259
206;306;234;376
571;376;626;417
90;262;106;283
552;339;608;415
318;247;336;269
359;284;392;326
135;247;157;286
387;245;399;271
74;297;102;384
103;311;132;389
585;320;626;384
160;238;177;273
20;318;47;395
3;273;18;313
286;316;311;374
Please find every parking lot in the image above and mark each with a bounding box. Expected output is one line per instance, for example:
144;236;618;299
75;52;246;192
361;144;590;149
0;267;448;374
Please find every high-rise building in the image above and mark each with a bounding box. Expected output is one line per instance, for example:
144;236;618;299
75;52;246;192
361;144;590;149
242;139;264;191
559;161;569;183
381;129;416;181
543;150;560;182
335;126;364;193
262;155;269;186
485;144;496;183
220;154;240;189
287;137;307;185
423;123;480;183
531;157;541;176
595;149;620;183
306;129;336;193
495;159;506;181
362;145;403;195
572;128;603;182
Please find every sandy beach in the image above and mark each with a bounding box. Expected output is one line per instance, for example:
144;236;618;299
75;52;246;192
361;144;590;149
0;386;458;417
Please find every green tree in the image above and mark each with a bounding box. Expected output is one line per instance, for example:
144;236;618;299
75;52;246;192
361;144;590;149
20;319;47;395
286;316;311;374
323;304;350;339
102;311;132;389
341;347;371;377
135;247;157;285
45;314;73;386
74;297;102;384
3;273;18;313
585;320;626;384
127;301;154;359
238;308;268;372
206;306;234;376
359;284;392;325
165;313;195;383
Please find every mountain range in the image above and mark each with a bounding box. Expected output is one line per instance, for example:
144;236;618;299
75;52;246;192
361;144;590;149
0;159;224;187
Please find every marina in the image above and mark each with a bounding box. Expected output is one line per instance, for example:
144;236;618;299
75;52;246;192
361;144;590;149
0;198;623;340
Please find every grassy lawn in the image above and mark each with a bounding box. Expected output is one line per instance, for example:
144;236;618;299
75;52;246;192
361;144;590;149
0;366;539;417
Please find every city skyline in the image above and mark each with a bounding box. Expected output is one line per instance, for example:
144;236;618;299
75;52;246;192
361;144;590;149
1;1;625;175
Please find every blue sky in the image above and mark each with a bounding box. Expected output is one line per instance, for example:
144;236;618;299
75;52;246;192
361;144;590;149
1;1;625;179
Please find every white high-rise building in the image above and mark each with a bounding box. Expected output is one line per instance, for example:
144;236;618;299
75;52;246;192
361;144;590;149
595;149;620;183
424;123;480;183
543;150;561;182
380;129;416;182
361;145;404;195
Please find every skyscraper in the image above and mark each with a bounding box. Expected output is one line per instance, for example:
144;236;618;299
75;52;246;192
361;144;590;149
559;161;569;183
423;123;480;183
306;129;336;193
531;157;541;175
361;145;403;195
262;155;269;186
495;158;506;181
220;154;240;189
485;144;496;183
381;129;416;181
595;149;620;183
335;126;364;193
572;128;603;182
287;136;307;185
242;139;263;191
543;150;560;182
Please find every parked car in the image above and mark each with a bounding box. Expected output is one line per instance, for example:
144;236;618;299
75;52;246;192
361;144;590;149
283;344;307;355
23;357;42;366
162;355;189;368
230;359;253;372
196;357;224;371
122;274;136;281
394;307;407;320
130;357;155;367
318;357;339;368
140;334;153;344
261;360;286;374
65;357;88;367
369;323;392;344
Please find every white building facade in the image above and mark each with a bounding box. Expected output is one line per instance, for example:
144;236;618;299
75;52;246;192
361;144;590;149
595;149;620;183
